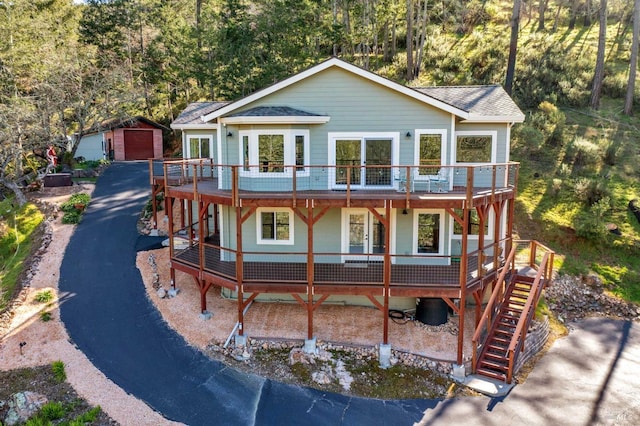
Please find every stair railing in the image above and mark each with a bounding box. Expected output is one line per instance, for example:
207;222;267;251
471;245;518;373
505;251;551;383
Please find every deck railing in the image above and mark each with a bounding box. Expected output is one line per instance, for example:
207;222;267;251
171;234;510;291
153;159;519;203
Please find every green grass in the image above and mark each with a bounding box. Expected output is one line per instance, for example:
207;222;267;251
512;96;640;304
52;360;66;383
34;290;54;303
0;199;44;312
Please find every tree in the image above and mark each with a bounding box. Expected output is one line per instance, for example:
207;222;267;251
538;0;548;30
625;0;639;115
590;0;607;110
505;0;522;95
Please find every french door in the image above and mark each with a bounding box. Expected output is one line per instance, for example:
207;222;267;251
334;137;393;188
342;209;389;261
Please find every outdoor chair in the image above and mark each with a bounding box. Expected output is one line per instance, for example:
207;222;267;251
427;168;450;192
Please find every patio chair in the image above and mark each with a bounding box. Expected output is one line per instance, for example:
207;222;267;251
427;168;450;192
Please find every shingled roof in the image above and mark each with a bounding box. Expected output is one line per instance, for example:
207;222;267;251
172;102;230;125
227;106;324;117
415;85;524;121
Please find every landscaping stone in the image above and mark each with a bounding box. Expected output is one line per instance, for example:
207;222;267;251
3;391;48;426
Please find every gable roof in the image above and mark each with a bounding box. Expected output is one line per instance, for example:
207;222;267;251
200;57;524;124
82;115;169;136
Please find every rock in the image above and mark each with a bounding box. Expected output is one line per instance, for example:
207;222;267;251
156;288;166;298
311;371;332;385
4;391;48;426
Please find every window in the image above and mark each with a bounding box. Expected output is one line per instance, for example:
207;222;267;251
413;210;444;255
242;135;249;171
295;134;305;171
258;134;284;172
240;130;309;176
257;208;294;245
451;209;492;238
188;137;211;159
414;130;446;178
455;131;496;164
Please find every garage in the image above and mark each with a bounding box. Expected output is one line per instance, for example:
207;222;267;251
124;129;154;160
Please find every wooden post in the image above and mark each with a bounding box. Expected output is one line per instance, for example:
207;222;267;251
383;203;391;345
307;206;314;340
236;206;244;336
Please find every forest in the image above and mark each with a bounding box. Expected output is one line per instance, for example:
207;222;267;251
0;0;639;301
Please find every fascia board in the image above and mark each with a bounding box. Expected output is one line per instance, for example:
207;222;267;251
220;116;330;125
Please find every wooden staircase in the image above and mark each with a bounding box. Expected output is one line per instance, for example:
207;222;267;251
475;275;535;382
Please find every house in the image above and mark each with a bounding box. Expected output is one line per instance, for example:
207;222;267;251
151;58;553;382
75;116;167;161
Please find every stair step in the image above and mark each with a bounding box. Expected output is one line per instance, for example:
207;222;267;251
487;335;510;345
499;312;521;320
479;359;509;371
494;329;515;337
487;343;509;356
476;367;507;382
484;352;508;362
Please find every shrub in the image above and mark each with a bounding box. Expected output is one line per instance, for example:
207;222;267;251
603;141;618;166
62;211;82;224
40;311;52;322
569;137;602;172
574;178;610;206
574;197;611;239
52;360;66;383
34;290;54;303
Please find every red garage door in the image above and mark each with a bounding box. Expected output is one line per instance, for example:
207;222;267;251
124;130;154;160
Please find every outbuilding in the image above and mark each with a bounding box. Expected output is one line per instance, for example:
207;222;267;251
75;116;167;161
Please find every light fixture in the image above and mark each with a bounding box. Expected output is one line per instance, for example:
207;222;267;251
405;131;412;138
402;209;408;215
227;131;233;137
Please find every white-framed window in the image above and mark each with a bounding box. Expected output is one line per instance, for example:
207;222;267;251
413;209;445;255
414;129;447;180
187;136;212;159
450;208;493;239
454;130;497;164
328;132;400;189
240;129;309;176
256;207;294;245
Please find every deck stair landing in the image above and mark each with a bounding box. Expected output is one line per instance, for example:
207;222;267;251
475;273;537;383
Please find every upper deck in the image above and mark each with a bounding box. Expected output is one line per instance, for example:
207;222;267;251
149;159;519;209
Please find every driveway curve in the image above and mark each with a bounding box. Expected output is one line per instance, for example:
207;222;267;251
59;162;436;425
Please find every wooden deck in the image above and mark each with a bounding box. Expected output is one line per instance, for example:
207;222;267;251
157;176;516;209
171;240;497;299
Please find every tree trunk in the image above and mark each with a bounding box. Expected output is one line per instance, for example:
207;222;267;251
505;0;522;95
0;178;28;206
552;4;562;32
538;0;548;31
406;0;414;81
569;0;579;29
585;0;593;26
590;0;607;110
414;0;429;78
625;0;640;115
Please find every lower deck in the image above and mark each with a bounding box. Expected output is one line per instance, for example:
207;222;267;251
171;238;499;299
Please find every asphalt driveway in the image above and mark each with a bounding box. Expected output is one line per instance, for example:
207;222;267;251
58;162;436;425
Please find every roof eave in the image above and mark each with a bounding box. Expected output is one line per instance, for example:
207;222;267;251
170;123;220;130
220;116;331;125
461;114;525;123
